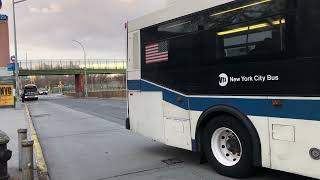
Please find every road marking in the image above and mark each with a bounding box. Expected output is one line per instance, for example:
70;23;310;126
25;104;50;180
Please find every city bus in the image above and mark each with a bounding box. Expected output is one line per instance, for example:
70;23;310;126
126;0;320;178
21;84;38;102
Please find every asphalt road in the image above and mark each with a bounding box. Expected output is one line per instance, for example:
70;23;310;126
26;95;312;180
48;96;127;126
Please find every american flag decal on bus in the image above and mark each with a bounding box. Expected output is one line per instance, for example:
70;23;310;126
145;41;169;64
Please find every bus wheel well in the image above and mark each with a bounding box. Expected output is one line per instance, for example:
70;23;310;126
195;105;262;167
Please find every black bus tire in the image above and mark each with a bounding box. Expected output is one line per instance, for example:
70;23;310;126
203;115;256;178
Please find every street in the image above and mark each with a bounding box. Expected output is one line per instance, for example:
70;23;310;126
27;95;312;180
48;96;127;126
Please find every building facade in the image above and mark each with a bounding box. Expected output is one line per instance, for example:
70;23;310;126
0;15;9;68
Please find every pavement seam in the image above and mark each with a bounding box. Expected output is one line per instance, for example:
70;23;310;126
39;128;124;140
25;104;50;180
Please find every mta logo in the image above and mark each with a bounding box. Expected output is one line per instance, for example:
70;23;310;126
219;73;228;87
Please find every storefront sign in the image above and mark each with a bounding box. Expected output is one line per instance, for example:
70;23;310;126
0;84;14;107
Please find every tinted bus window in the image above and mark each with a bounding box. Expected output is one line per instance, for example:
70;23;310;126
158;16;199;35
142;16;200;43
297;0;320;57
24;86;37;93
216;16;286;60
204;0;287;30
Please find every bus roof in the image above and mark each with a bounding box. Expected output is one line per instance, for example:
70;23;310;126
128;0;235;32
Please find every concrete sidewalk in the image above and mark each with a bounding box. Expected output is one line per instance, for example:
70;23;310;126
30;97;311;180
0;107;37;180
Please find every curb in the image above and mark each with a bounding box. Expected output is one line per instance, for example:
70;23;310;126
25;104;50;180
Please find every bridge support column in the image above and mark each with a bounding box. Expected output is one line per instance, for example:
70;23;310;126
75;74;84;97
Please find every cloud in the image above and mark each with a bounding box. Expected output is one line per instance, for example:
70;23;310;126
119;0;135;3
2;0;168;59
29;3;64;14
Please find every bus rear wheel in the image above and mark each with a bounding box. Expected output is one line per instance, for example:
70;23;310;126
203;115;255;178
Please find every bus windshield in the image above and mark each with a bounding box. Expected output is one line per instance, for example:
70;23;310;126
24;85;37;93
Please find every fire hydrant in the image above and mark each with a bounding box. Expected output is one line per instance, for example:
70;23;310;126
0;130;12;180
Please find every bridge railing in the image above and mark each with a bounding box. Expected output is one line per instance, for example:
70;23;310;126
19;59;127;71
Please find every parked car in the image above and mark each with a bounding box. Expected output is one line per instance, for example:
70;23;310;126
21;84;38;102
38;88;48;95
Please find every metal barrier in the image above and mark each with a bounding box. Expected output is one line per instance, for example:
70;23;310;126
19;59;127;71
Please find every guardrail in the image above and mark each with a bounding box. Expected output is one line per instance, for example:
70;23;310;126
19;59;127;70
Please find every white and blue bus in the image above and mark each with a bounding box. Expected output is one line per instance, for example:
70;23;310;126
126;0;320;178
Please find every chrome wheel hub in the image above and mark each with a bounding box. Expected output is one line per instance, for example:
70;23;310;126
211;127;242;166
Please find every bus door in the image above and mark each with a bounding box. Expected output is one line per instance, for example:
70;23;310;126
163;95;192;150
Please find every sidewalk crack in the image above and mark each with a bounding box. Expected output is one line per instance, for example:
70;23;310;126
95;165;171;180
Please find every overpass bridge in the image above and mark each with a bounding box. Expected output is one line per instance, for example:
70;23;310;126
18;59;126;76
18;59;126;97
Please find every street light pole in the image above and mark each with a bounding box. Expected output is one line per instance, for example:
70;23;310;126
12;0;28;108
72;40;88;97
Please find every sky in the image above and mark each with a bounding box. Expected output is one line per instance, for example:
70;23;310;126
0;0;169;60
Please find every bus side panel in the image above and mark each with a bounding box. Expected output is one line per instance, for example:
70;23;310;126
190;111;202;141
163;101;192;151
190;111;271;168
128;92;166;143
269;118;320;179
249;116;271;168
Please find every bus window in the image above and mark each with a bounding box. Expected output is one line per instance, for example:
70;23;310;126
141;16;200;44
205;0;287;30
297;0;320;58
24;85;38;93
158;17;199;35
216;16;286;60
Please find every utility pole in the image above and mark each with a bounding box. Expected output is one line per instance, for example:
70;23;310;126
12;0;28;108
